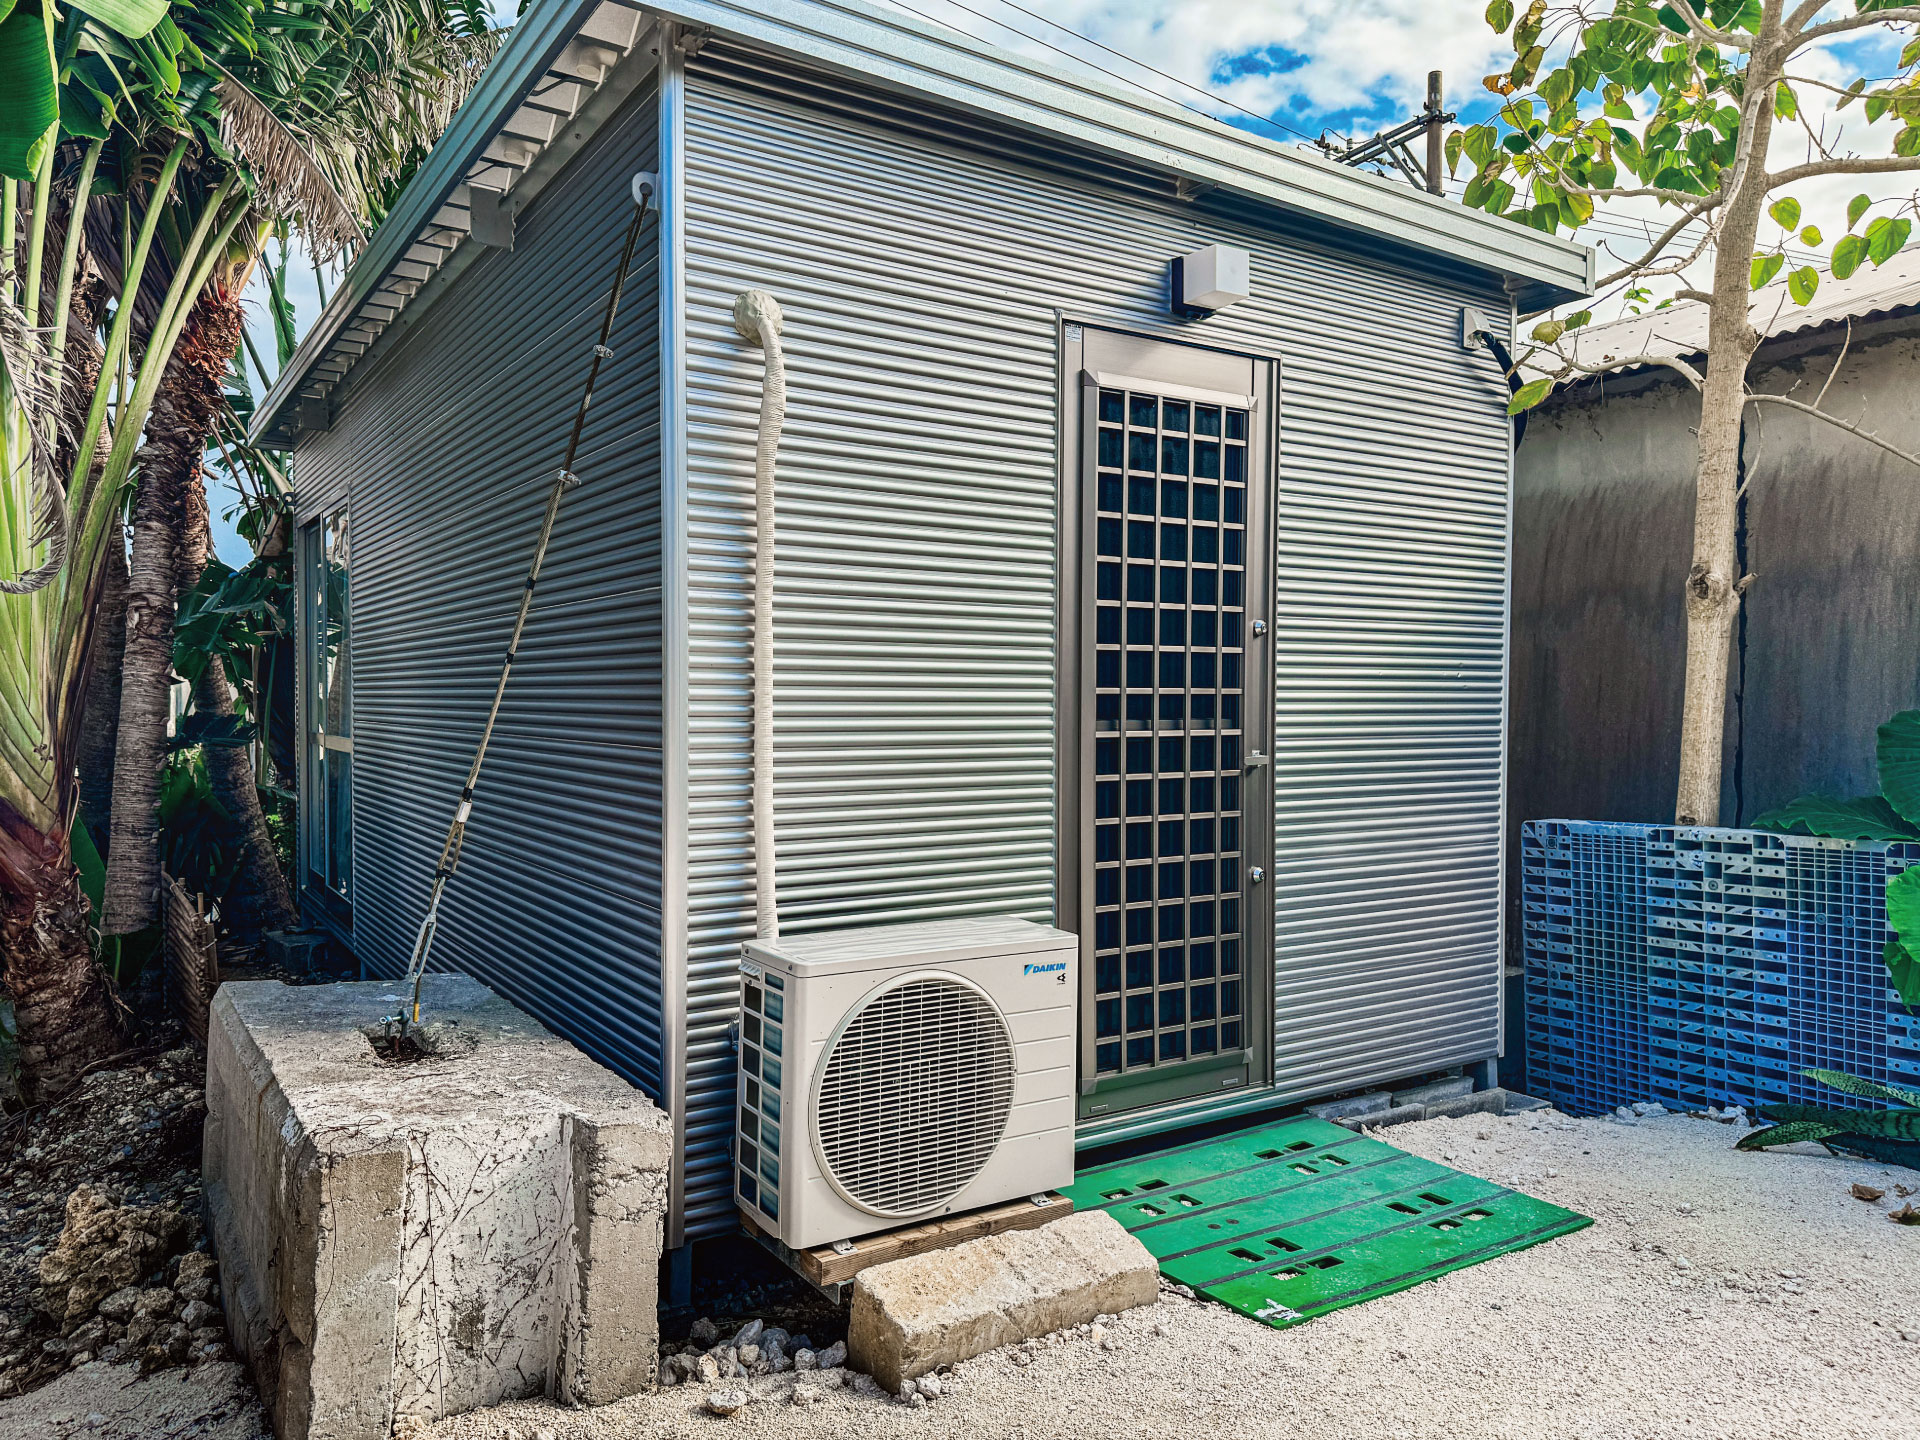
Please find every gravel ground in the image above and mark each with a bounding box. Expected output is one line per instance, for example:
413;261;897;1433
425;1108;1920;1440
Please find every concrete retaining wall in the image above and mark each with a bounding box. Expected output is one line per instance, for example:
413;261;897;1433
203;976;671;1439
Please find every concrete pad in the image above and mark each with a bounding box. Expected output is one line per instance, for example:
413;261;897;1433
1391;1075;1476;1108
203;977;671;1440
1304;1090;1394;1120
847;1209;1158;1391
1424;1089;1509;1121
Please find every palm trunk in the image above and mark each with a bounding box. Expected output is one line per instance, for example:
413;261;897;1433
177;406;297;947
78;540;128;849
0;811;123;1102
1672;32;1780;826
100;293;248;934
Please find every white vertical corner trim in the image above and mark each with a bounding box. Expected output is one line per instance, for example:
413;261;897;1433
657;29;693;1252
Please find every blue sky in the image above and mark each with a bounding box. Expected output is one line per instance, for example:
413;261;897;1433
215;0;1911;563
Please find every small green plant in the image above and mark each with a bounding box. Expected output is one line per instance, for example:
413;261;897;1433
1751;709;1920;1008
1738;1069;1920;1171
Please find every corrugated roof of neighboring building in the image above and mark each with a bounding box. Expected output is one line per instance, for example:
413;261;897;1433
1542;248;1920;380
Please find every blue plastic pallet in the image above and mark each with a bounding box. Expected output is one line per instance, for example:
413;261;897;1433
1521;821;1920;1116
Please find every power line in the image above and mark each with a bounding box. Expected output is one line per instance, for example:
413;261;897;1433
882;0;1317;147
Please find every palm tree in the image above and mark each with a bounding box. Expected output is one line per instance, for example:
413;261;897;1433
98;0;500;944
1;0;498;1094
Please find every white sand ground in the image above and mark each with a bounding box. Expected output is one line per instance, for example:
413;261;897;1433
426;1107;1920;1440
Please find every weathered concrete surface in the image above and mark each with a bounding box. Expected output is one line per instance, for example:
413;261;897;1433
203;976;671;1440
1391;1076;1475;1109
1304;1090;1393;1121
846;1210;1158;1392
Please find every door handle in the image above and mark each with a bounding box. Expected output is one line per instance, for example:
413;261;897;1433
1245;752;1270;770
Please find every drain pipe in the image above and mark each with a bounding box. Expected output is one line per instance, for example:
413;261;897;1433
733;290;785;940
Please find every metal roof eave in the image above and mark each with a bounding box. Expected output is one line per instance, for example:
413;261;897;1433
252;0;1592;447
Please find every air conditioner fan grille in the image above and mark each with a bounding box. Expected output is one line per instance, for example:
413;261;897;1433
813;975;1016;1216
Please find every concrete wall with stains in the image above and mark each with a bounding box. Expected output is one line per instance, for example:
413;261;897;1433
1509;321;1920;942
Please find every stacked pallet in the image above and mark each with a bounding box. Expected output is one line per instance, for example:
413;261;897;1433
1522;821;1920;1116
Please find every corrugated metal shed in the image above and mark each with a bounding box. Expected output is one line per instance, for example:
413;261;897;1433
252;0;1587;449
265;0;1592;1249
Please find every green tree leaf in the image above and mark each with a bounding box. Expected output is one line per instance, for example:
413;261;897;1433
1887;935;1920;1010
1507;377;1553;414
1487;0;1515;33
1750;252;1785;288
1833;233;1868;279
1869;216;1912;265
1530;319;1567;344
1749;793;1920;840
1787;265;1819;304
1799;225;1822;247
1774;82;1797;121
1769;196;1801;231
72;0;169;40
0;7;57;180
1445;129;1465;176
1877;710;1920;826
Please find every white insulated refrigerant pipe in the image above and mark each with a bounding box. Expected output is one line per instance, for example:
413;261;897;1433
733;289;785;940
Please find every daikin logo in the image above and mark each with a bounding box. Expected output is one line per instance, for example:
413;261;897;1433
1023;961;1067;977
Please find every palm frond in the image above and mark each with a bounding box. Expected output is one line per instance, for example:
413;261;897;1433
215;72;363;263
0;288;73;595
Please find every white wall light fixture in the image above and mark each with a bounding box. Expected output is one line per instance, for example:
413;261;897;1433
1171;243;1252;318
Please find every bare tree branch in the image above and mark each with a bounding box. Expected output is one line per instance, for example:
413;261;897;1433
1665;0;1753;50
1768;153;1920;188
1798;7;1920;46
1745;392;1920;470
1594;195;1722;287
1815;318;1852;412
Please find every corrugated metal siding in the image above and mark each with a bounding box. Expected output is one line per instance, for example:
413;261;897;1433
676;49;1512;1232
289;81;667;1100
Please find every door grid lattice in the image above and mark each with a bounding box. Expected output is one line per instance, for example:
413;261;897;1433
1088;386;1251;1077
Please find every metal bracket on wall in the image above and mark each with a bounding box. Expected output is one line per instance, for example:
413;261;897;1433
294;396;332;434
470;185;514;250
631;171;659;212
1460;305;1495;351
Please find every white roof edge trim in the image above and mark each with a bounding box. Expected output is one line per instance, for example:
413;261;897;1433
254;0;1591;447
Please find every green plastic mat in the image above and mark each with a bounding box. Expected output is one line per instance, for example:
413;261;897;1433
1065;1114;1590;1328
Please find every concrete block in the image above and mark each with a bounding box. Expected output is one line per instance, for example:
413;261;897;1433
204;976;671;1440
1337;1103;1426;1131
1304;1090;1394;1121
264;930;331;975
1423;1088;1509;1121
1391;1075;1476;1108
1503;1091;1552;1114
847;1209;1157;1391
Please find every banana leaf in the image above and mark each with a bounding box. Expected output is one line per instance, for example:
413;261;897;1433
1885;872;1920;1007
1878;709;1920;829
1750;792;1920;840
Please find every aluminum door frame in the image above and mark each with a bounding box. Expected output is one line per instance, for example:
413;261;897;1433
1058;320;1279;1124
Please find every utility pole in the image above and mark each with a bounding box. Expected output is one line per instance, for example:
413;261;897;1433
1318;71;1455;196
1425;71;1444;196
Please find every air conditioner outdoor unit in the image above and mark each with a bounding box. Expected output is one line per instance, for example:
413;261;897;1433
735;916;1078;1251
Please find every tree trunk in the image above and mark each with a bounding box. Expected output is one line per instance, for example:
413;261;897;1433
177;410;297;948
78;539;128;850
0;809;124;1103
1673;29;1780;826
100;293;248;934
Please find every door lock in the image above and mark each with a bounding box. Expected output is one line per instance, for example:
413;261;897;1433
1249;866;1266;884
1251;619;1268;637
